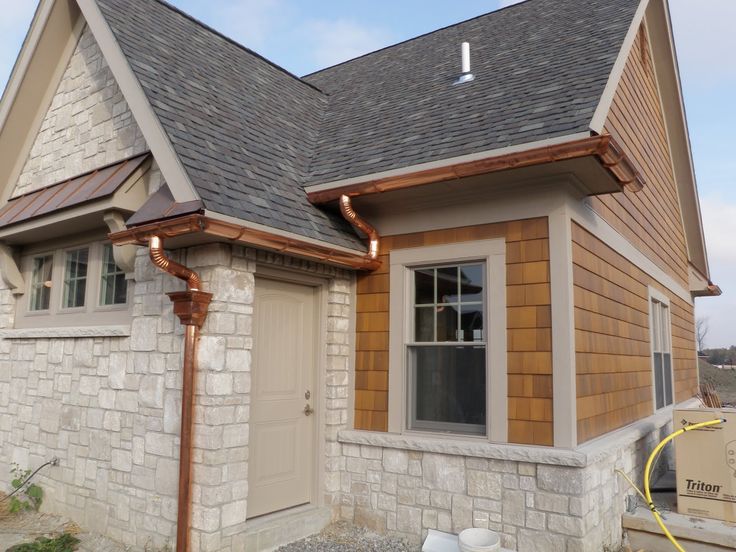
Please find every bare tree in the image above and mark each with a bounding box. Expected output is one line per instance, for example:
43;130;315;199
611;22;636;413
696;317;709;353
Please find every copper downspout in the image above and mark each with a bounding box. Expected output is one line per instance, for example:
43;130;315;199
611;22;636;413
149;236;212;552
339;195;381;269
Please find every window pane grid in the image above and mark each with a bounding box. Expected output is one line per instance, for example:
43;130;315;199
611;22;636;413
63;248;89;309
29;255;53;311
413;263;485;343
100;244;128;306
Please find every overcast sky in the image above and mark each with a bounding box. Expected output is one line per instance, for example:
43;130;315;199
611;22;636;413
0;0;733;347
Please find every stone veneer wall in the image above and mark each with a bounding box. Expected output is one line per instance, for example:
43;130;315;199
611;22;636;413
0;244;353;551
13;25;147;197
335;411;676;552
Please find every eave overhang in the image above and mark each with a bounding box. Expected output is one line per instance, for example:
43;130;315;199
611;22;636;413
109;213;380;271
689;263;722;298
307;134;645;204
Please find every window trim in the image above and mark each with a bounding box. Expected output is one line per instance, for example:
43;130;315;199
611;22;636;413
388;239;507;442
648;287;674;412
16;238;131;329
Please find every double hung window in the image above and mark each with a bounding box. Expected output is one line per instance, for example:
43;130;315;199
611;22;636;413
409;263;487;434
650;295;673;410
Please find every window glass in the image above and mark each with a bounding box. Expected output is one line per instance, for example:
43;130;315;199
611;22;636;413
410;346;486;434
410;263;486;434
29;255;53;311
63;248;89;308
100;244;128;306
651;299;673;409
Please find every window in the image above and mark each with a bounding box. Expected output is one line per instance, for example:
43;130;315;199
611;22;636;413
389;239;507;440
651;295;673;410
410;263;486;434
17;240;130;328
29;255;53;311
100;244;128;306
62;248;89;309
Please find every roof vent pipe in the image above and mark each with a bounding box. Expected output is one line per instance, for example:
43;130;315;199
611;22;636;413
454;42;475;85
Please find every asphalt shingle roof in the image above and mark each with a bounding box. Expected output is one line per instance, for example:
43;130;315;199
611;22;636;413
94;0;641;249
304;0;640;184
95;0;364;250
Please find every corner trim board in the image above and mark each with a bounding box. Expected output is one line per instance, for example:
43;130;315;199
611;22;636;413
549;205;578;449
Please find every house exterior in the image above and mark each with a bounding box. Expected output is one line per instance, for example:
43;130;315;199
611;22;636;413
0;0;719;551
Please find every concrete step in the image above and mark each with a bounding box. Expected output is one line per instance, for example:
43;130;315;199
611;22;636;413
624;504;736;552
237;505;332;552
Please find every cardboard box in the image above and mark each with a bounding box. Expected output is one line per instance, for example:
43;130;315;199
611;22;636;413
674;408;736;523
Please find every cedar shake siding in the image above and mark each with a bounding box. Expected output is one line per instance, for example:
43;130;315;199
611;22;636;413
590;24;690;289
573;223;697;443
355;218;554;446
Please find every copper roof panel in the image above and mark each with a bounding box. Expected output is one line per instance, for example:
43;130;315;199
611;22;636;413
0;153;150;229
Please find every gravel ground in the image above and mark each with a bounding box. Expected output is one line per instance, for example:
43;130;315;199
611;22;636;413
276;522;420;552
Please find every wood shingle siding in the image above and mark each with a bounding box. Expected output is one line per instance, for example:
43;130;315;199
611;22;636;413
355;218;553;446
573;223;697;443
591;24;690;289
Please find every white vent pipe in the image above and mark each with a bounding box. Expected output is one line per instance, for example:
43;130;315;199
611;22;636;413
454;42;475;85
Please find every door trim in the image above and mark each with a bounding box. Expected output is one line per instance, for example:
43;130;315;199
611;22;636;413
251;266;328;516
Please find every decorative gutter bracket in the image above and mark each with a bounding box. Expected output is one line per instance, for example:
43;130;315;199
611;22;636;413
0;244;25;295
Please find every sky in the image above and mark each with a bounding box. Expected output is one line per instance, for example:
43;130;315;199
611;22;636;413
0;0;733;346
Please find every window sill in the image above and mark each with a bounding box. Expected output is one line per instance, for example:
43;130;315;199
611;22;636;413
338;429;588;467
0;325;131;339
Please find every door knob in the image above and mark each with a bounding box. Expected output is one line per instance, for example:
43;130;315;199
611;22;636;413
303;404;314;416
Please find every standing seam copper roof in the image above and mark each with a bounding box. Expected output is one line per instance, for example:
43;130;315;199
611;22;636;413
0;153;150;229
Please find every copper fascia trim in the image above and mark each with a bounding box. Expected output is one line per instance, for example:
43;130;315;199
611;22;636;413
307;135;645;204
339;195;380;267
149;235;202;291
110;214;382;271
147;236;212;552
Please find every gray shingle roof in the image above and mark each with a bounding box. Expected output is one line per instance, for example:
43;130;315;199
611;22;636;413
95;0;364;250
303;0;640;185
94;0;640;249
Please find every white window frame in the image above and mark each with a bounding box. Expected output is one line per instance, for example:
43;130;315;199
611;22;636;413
16;237;131;328
388;239;507;442
648;287;674;411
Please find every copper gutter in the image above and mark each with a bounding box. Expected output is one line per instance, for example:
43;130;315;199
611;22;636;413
149;236;212;552
307;134;645;204
339;195;380;269
110;214;382;271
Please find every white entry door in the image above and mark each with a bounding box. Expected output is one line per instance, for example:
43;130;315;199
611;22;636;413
248;278;318;519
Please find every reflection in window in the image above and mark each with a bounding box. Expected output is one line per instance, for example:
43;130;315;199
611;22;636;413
29;255;53;311
100;244;128;306
410;263;486;434
63;248;89;308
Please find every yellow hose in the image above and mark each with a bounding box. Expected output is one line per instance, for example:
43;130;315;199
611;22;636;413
642;418;725;552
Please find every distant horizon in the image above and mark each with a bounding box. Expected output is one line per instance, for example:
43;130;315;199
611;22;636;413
0;0;733;347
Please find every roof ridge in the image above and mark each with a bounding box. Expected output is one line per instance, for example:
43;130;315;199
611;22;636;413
301;0;534;79
142;0;326;95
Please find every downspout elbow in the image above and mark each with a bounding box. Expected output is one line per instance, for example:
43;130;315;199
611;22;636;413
149;235;202;291
339;195;381;270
